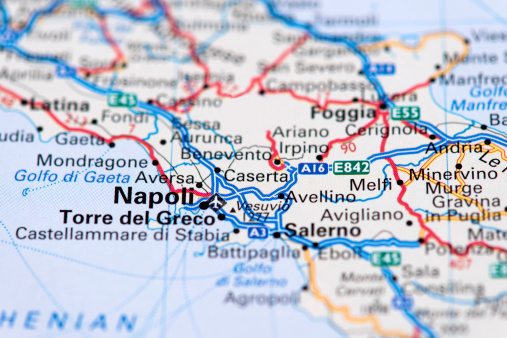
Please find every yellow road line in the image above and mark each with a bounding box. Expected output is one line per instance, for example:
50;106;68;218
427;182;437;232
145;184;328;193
303;250;410;338
360;31;469;79
396;142;507;222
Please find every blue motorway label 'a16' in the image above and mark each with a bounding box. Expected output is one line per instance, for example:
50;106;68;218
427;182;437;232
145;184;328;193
368;63;395;75
298;163;329;175
248;227;268;239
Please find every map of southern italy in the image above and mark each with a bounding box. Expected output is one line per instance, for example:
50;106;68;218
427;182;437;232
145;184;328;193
1;0;507;337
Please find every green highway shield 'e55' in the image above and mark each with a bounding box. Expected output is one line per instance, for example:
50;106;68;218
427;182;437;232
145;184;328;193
391;106;420;120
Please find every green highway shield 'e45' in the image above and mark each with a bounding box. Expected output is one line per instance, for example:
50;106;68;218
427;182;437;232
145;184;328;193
370;251;402;267
107;93;138;107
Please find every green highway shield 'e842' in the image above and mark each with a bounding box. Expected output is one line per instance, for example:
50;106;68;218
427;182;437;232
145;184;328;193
333;161;370;175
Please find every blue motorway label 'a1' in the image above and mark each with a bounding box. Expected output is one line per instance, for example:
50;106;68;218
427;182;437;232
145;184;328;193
298;162;329;175
0;30;18;44
368;63;395;75
56;65;76;78
248;227;268;239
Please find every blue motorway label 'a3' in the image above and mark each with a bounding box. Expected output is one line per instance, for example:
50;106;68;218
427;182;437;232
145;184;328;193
298;162;329;175
248;227;268;239
392;296;413;310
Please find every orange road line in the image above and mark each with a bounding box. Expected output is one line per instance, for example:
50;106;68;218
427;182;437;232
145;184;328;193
361;31;469;79
396;141;507;222
303;250;410;338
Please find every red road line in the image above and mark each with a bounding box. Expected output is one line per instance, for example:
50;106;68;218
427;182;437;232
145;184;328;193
148;31;379;115
390;80;431;101
154;33;311;113
0;84;210;198
158;0;210;83
215;33;309;98
379;112;390;152
320;112;381;161
266;130;285;171
379;112;507;256
53;2;371;118
78;16;125;75
129;0;153;16
10;3;496;254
